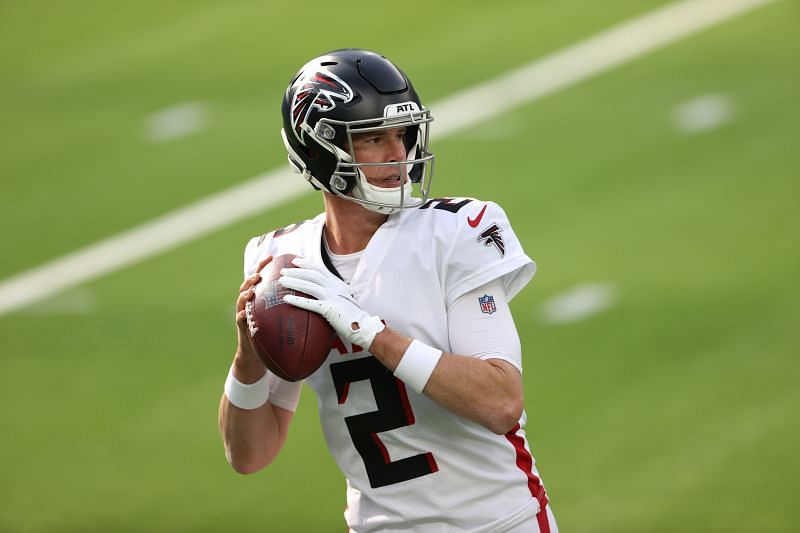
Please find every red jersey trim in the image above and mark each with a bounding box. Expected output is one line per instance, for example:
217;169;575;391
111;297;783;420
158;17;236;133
505;423;550;533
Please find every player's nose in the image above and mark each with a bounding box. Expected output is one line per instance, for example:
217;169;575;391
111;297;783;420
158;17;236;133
387;137;407;162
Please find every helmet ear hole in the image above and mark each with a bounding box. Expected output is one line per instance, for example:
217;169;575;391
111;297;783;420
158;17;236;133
331;175;349;192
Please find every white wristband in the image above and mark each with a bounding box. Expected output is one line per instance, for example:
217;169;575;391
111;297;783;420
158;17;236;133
224;367;270;410
394;340;443;394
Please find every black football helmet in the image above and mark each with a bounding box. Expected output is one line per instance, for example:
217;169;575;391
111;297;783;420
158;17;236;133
280;49;434;214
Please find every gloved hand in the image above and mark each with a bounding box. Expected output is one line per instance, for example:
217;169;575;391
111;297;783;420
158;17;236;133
278;257;385;350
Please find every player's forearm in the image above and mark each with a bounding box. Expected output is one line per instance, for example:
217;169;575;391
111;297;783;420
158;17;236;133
218;353;290;474
426;354;524;434
370;328;524;435
219;396;284;474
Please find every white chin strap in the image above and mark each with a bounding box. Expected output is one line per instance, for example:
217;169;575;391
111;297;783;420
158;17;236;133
330;143;422;215
358;180;418;215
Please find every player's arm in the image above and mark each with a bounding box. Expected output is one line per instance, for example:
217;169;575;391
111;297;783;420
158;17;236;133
279;261;525;435
369;280;524;435
218;369;294;474
218;257;297;474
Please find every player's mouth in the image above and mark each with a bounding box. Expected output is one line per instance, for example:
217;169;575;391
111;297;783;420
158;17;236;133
366;173;407;188
378;175;402;187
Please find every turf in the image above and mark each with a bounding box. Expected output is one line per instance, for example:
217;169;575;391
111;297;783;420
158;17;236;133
1;1;797;531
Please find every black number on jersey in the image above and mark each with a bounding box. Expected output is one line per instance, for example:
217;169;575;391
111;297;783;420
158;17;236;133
330;357;438;488
419;197;472;213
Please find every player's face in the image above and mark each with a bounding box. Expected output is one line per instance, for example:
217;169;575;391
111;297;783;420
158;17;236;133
350;127;408;188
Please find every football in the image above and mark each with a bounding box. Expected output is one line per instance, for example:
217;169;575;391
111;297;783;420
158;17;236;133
245;254;336;381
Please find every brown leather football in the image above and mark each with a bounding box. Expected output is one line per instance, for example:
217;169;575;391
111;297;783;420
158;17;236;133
245;254;336;381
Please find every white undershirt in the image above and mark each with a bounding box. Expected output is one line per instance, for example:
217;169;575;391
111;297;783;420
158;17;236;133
323;234;363;284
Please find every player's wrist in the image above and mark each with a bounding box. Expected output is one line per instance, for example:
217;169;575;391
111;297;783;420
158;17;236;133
358;314;385;351
232;349;267;384
393;339;443;394
224;366;270;409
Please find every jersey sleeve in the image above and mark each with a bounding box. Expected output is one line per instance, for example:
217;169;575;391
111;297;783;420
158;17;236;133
267;373;303;411
243;235;264;279
442;201;536;307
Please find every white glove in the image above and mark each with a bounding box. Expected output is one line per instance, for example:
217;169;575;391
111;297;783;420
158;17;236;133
278;257;385;350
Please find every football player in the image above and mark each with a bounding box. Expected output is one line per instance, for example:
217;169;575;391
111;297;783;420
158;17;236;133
219;49;558;532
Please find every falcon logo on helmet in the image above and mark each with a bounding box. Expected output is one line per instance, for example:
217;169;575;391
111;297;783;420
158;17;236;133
290;70;353;145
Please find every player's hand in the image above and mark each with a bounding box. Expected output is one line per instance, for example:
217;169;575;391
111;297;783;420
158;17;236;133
278;257;385;350
233;256;272;379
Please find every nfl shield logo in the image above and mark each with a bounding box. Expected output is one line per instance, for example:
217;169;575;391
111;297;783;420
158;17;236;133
478;295;496;314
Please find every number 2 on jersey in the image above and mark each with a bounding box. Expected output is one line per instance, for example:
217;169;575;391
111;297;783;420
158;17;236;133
330;357;438;488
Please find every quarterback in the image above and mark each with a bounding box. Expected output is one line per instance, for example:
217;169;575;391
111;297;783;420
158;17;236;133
219;49;558;532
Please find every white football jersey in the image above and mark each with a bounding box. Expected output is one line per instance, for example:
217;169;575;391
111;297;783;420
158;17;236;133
244;198;550;532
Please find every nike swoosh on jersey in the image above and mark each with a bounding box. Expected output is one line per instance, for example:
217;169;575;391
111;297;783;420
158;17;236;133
467;204;488;228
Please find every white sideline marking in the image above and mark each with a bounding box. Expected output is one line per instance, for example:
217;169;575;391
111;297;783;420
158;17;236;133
672;93;735;134
540;283;618;325
0;0;777;316
145;101;209;143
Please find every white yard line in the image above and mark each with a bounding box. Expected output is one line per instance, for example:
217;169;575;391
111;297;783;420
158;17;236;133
433;0;775;136
0;0;777;316
0;172;305;315
672;93;736;134
145;101;210;143
20;288;96;315
539;283;618;325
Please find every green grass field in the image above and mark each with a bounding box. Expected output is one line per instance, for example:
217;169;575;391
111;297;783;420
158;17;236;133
1;1;798;531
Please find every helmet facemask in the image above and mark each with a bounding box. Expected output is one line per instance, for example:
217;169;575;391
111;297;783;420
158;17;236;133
281;109;434;214
283;108;435;215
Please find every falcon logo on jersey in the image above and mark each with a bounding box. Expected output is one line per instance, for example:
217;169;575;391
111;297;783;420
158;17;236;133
478;294;497;314
290;70;353;144
477;223;505;257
